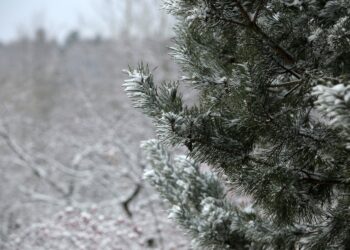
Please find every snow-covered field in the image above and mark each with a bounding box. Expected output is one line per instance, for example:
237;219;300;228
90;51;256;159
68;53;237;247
0;38;190;249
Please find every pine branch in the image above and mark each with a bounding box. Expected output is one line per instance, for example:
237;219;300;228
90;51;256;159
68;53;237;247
125;1;350;248
234;0;297;65
252;0;268;23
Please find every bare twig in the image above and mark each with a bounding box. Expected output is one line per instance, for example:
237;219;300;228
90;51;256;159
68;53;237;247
0;123;66;195
122;183;142;218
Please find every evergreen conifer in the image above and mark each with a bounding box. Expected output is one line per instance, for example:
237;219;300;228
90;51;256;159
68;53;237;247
124;1;350;249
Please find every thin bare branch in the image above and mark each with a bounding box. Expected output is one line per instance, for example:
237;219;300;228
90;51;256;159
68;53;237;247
122;183;142;217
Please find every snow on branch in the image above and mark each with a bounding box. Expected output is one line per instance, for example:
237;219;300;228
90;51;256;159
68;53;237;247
313;80;350;149
141;139;259;249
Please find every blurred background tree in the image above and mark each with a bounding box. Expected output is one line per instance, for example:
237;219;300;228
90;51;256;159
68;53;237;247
0;0;189;249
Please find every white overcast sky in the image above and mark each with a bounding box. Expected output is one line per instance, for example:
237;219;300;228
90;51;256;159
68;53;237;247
0;0;112;42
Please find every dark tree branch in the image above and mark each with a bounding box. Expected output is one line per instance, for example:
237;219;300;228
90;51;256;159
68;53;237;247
122;183;142;218
233;0;297;65
253;0;268;23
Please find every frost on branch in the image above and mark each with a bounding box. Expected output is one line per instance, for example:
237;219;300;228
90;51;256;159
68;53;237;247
281;0;304;7
327;16;350;52
123;65;184;119
123;65;160;117
124;0;350;248
140;140;316;249
313;80;350;149
141;140;257;249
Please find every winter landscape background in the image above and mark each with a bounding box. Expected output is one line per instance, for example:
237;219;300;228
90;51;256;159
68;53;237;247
0;0;190;249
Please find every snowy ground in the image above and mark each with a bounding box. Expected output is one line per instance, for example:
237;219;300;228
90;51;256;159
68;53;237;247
0;38;190;249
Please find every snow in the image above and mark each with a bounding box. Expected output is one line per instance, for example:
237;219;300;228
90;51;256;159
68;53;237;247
282;0;303;7
242;204;255;214
143;168;156;179
308;28;323;42
176;179;187;188
0;38;189;249
186;4;209;24
214;76;228;84
313;81;350;145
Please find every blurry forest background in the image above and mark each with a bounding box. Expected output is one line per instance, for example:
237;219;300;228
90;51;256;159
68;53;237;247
0;0;190;249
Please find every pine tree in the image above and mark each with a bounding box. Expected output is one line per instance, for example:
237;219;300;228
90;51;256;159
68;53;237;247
124;1;350;249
